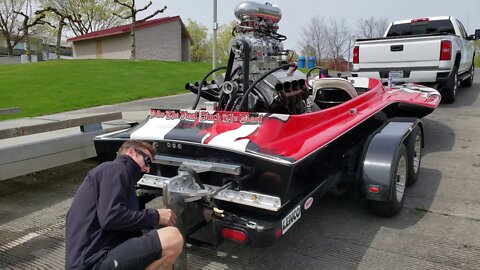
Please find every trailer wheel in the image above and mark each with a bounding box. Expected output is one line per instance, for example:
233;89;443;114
405;126;422;186
369;144;408;217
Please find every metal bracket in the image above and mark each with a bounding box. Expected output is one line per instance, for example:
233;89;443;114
153;155;241;175
139;173;282;211
162;171;210;205
137;155;282;211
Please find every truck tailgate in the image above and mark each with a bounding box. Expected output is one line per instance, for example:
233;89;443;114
358;36;442;69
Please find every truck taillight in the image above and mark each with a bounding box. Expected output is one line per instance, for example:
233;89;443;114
353;46;359;64
440;40;452;61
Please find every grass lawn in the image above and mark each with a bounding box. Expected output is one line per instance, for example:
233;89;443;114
0;59;212;120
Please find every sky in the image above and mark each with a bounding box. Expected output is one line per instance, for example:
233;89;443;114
139;0;480;51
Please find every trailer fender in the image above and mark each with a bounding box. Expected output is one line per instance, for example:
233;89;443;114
362;119;420;201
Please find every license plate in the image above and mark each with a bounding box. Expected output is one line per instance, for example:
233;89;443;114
282;205;301;234
389;71;404;79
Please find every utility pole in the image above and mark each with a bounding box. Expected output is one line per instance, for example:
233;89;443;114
347;38;352;73
212;0;218;71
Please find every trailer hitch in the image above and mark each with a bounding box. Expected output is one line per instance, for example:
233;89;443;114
162;169;210;205
161;168;211;270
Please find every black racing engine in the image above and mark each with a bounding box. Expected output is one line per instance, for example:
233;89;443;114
186;1;310;114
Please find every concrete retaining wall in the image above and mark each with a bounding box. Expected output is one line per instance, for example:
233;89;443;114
0;56;20;65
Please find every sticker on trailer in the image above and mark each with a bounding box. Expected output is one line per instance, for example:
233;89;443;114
304;197;314;210
282;205;301;235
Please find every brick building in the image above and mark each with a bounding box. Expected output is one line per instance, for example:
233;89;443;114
68;16;192;61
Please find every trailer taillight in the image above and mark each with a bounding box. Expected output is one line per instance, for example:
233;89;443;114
368;185;380;193
353;46;359;64
440;40;452;61
222;228;248;243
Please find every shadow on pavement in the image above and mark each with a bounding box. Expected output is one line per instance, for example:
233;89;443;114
186;166;442;269
421;117;455;155
439;72;479;108
185;96;458;269
185;119;447;269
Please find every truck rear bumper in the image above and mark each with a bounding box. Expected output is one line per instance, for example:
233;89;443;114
352;69;451;85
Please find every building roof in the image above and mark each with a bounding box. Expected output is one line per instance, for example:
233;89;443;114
67;16;192;43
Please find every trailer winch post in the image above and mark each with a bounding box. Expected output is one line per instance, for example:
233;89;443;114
163;176;190;270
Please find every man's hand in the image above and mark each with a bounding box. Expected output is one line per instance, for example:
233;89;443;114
157;208;176;226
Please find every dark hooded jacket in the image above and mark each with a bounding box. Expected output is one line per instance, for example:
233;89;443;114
65;155;159;270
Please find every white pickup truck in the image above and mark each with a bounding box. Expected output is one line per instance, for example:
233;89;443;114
352;16;479;103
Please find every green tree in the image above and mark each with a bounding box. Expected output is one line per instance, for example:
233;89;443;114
186;19;210;62
38;0;82;59
13;0;53;62
40;6;80;59
113;0;167;60
474;40;480;67
46;0;127;36
0;0;26;56
300;44;316;60
34;22;57;57
216;20;236;64
0;31;4;47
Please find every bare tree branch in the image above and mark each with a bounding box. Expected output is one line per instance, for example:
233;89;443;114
112;12;130;20
298;17;328;64
136;1;153;13
113;0;131;9
356;16;389;39
112;0;167;60
137;6;166;23
12;1;53;62
325;18;351;70
39;5;82;59
0;0;26;55
45;0;126;36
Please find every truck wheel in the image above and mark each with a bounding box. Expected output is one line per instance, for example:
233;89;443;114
460;61;474;87
405;126;422;186
441;65;458;104
368;144;407;217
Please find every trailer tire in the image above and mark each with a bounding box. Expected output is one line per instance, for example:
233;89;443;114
441;65;458;104
405;126;422;186
368;144;408;217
